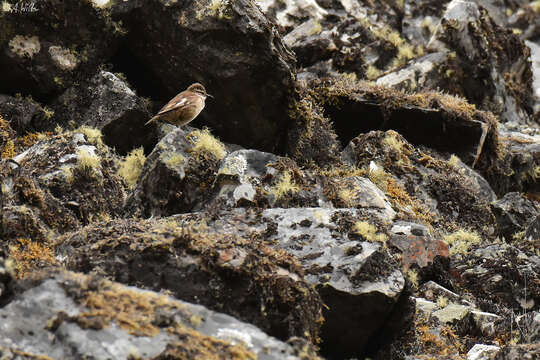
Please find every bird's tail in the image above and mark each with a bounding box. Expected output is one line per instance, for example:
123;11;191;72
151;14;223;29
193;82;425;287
145;116;158;126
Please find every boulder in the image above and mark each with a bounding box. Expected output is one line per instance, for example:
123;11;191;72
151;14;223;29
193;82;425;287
109;0;296;153
51;71;153;155
0;0;122;100
0;269;319;360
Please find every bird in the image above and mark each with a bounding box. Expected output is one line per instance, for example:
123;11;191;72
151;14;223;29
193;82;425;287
145;83;212;126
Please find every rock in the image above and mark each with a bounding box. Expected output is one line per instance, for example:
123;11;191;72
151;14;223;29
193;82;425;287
126;127;227;217
402;0;447;46
312;78;499;169
492;129;540;194
490;192;539;241
389;222;449;270
515;311;539;343
260;207;404;357
432;303;470;323
258;0;418;79
419;281;463;305
467;344;500;360
0;1;122;100
427;0;534;126
51;71;153;155
526;40;540;114
492;343;540;360
0;270;319;360
58;216;324;344
287;87;342;167
212;149;278;207
525;215;540;242
457;243;540;313
342;130;496;237
0;130;125;241
109;0;295;153
0;94;50;135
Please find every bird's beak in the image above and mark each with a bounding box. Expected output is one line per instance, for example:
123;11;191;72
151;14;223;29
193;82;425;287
206;93;214;98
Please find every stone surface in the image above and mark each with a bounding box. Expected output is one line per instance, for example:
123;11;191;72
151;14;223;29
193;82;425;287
110;0;296;153
52;71;153;155
0;270;318;360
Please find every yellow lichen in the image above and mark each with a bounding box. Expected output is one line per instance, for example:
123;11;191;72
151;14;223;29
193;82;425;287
353;221;388;243
270;171;300;200
443;229;482;255
165;153;185;169
382;132;403;153
437;296;449;309
447;154;460;168
368;165;390;191
117;147;146;189
76;125;103;146
365;65;382;80
188;128;226;160
406;268;419;290
76;148;101;173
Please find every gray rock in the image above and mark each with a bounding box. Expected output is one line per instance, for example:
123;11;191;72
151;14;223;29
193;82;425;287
0;94;49;134
0;131;125;241
0;270;314;360
491;343;540;360
127;127;227;217
213;149;278;207
525;215;540;241
428;0;534;125
490;192;539;241
52;71;152;155
260;207;404;357
467;344;500;360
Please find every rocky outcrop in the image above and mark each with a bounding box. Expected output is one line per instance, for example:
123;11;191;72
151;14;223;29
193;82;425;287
0;269;320;360
0;0;538;359
109;0;296;153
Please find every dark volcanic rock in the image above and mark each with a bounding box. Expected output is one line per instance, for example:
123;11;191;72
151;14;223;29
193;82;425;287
0;94;51;135
126;127;227;217
0;0;122;100
51;71;153;155
0;130;125;241
342;130;496;236
110;0;296;153
0;269;318;360
491;192;539;241
428;0;535;126
58;217;324;344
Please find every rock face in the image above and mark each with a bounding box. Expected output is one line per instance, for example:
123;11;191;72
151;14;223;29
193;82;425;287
0;269;318;360
0;1;122;100
110;0;296;153
0;0;539;359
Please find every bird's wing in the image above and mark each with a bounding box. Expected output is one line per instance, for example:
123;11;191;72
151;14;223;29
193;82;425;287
156;91;192;116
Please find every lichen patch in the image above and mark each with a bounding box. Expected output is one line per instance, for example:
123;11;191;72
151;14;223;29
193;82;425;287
9;35;40;58
48;46;80;71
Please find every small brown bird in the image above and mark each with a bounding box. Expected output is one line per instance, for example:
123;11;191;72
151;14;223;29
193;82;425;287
145;83;212;126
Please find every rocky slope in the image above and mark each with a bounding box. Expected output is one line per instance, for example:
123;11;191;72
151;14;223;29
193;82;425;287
0;0;538;359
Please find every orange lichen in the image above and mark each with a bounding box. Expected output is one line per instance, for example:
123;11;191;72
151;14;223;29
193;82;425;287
8;238;57;279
